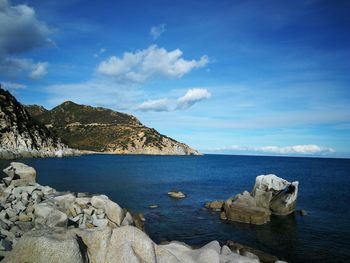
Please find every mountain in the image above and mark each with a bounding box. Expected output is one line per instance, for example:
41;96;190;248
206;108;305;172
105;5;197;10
26;101;200;155
0;86;76;159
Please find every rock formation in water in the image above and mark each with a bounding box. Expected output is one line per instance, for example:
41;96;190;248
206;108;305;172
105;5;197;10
205;174;299;225
26;101;200;155
0;163;270;263
0;86;78;159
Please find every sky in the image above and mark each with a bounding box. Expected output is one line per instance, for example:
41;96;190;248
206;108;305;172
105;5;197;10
0;0;349;157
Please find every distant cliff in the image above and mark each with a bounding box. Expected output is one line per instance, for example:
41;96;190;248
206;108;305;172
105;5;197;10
0;86;77;159
26;101;200;155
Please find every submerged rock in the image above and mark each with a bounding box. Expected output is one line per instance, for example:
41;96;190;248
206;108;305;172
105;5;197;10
168;191;186;199
205;200;224;211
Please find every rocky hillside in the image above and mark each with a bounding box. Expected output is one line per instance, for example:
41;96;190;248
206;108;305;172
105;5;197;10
26;101;200;155
0;86;77;159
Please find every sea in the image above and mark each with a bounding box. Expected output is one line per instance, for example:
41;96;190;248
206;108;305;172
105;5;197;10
1;154;349;263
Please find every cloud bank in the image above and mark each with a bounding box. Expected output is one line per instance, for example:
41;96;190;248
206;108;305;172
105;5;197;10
150;24;167;40
97;45;208;83
214;144;335;155
0;0;51;79
138;88;211;112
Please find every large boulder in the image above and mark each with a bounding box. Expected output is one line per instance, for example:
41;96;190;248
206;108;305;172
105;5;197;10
2;228;85;263
3;226;261;263
252;175;298;216
210;174;299;225
2;162;36;185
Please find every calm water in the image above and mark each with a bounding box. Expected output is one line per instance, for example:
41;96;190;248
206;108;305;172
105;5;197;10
1;154;350;262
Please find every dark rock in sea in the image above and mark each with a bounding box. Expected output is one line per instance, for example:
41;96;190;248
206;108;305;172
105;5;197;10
205;200;224;211
226;240;285;263
299;209;308;216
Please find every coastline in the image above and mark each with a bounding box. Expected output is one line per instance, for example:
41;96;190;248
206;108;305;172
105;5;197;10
0;162;285;263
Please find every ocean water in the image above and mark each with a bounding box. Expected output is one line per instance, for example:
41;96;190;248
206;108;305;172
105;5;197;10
1;154;350;262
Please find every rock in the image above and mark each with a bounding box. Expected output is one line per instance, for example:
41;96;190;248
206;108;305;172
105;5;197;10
34;203;68;228
205;200;224;210
5;208;18;219
0;238;12;251
224;203;270;225
75;197;91;207
167;191;186;199
18;213;31;222
2;177;12;187
91;195;124;226
54;193;76;210
300;209;308;216
105;226;157;263
2;228;86;263
252;174;299;216
2;225;264;263
252;189;272;210
220;211;227;220
15;221;34;232
92;217;108;228
208;174;299;225
13;201;26;212
41;185;56;196
227;240;280;263
83;207;94;216
121;212;133;226
31;190;43;203
3;162;36;183
132;213;145;231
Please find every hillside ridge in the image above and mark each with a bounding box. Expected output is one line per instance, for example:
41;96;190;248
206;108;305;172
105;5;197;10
26;101;200;155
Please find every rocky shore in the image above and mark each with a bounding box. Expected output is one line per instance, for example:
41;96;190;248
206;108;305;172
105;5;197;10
0;162;287;263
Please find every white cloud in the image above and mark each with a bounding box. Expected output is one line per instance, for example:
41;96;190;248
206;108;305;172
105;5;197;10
29;62;48;79
0;0;52;79
137;88;211;112
0;57;48;79
176;88;211;110
138;99;170;112
215;144;335;155
97;45;208;83
150;24;167;40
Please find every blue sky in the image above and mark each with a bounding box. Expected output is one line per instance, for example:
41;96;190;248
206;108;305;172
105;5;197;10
1;0;349;157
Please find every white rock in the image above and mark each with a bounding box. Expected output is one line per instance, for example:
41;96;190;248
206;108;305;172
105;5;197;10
4;162;36;183
92;218;108;228
34;203;68;228
91;195;124;226
2;228;85;263
54;193;76;210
